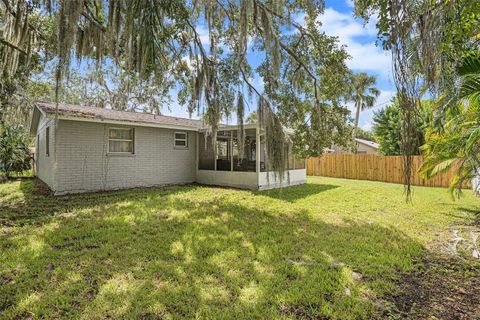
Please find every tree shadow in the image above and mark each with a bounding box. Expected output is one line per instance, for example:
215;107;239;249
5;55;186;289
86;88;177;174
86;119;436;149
0;179;195;227
1;182;428;319
256;183;339;202
436;206;480;226
459;207;480;225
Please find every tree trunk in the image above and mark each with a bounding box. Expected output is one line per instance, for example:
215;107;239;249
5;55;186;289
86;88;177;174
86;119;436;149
352;100;361;140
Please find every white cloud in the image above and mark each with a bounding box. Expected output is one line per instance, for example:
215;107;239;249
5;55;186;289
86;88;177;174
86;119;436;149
361;121;373;131
345;0;354;8
196;25;210;47
318;8;392;81
320;8;377;39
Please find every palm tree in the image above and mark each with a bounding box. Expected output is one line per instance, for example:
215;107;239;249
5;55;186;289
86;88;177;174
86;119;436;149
420;53;480;195
351;73;380;139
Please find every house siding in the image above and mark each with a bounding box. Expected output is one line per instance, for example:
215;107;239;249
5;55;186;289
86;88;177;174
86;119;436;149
54;120;197;194
355;142;378;155
35;115;56;190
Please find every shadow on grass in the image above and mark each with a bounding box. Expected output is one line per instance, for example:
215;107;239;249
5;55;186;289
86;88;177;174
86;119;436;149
257;183;339;202
0;179;428;319
458;207;480;226
435;206;480;226
0;179;196;227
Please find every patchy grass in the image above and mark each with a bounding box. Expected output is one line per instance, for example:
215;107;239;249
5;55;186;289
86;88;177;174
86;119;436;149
1;177;479;319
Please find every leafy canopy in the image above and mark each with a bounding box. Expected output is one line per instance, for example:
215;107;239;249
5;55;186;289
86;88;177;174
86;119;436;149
354;0;480;195
0;123;32;177
372;98;430;156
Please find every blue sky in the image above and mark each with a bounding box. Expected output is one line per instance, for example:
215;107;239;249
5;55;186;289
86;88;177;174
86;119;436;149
167;0;396;131
321;0;395;130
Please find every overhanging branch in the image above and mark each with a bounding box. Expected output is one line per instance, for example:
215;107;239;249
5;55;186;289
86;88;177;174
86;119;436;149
0;37;27;55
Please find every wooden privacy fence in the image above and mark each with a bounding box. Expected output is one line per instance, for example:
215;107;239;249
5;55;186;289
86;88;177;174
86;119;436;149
307;154;465;188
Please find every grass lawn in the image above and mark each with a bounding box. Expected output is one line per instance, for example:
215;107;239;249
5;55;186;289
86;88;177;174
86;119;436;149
1;177;479;319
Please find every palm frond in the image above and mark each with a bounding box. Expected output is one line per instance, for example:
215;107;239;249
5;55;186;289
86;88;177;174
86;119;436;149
419;158;456;179
458;53;480;76
460;74;480;101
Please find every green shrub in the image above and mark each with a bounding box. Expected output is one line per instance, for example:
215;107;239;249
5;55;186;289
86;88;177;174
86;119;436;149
0;123;32;178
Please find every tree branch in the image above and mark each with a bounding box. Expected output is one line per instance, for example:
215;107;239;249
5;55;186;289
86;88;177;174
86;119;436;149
252;9;319;102
239;66;262;98
253;0;314;40
1;0;44;39
0;37;27;55
185;19;211;63
82;1;107;32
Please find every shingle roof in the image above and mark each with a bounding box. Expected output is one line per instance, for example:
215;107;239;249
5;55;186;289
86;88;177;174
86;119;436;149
36;102;204;130
355;138;379;149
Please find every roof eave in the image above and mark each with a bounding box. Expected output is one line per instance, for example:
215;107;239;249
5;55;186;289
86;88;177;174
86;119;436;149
214;123;259;131
53;114;201;131
29;104;46;135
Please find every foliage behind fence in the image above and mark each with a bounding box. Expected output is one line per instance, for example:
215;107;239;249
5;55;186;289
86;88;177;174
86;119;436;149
307;154;467;188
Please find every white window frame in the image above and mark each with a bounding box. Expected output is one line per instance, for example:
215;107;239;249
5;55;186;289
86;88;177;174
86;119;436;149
174;131;188;148
108;127;135;154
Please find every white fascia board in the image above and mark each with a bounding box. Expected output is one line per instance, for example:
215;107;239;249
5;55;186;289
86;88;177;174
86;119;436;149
52;115;201;132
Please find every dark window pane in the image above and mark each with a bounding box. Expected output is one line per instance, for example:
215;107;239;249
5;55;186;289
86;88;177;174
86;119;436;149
109;140;133;153
109;128;133;140
46;127;50;156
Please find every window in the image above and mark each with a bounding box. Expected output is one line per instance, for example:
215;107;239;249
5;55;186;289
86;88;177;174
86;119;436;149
109;128;134;153
45;127;50;156
174;132;188;148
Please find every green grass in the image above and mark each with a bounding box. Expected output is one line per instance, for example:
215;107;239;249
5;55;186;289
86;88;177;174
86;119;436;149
1;177;479;319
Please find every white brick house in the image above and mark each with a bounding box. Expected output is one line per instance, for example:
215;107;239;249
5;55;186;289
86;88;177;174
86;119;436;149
30;103;306;195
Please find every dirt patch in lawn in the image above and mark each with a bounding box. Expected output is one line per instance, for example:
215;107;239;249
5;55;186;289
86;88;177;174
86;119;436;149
385;256;480;319
31;178;52;196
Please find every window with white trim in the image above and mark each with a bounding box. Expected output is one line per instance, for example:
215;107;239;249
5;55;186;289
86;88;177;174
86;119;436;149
108;128;134;153
174;132;188;148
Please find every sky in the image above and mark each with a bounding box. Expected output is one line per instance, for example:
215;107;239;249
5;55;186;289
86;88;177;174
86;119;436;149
321;0;395;131
166;0;396;131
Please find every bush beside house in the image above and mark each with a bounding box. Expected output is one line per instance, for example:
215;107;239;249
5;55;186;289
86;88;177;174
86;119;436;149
0;123;32;179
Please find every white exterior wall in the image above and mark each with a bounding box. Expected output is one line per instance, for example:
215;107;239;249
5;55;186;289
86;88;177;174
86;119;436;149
196;170;258;189
197;169;307;190
258;169;307;190
35;115;56;189
53;120;197;194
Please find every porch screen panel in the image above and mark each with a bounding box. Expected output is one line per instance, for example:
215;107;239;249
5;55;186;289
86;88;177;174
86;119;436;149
216;135;231;171
294;158;306;169
287;145;295;170
198;133;215;170
260;135;266;172
233;129;256;172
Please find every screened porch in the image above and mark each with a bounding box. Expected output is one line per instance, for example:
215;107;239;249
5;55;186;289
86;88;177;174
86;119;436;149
196;124;307;190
